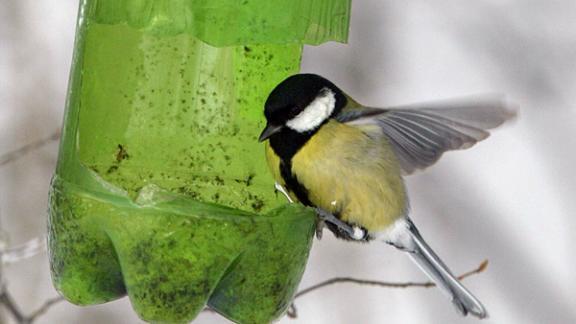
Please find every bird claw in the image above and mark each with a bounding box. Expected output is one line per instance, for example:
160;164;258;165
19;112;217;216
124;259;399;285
314;208;367;241
315;219;325;240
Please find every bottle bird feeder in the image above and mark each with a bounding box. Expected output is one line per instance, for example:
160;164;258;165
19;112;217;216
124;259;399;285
48;0;351;322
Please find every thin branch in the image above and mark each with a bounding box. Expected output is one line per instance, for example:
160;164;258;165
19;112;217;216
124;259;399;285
0;289;26;323
0;286;64;324
0;233;61;323
0;131;60;167
0;131;64;323
27;296;65;323
295;259;488;298
286;260;488;319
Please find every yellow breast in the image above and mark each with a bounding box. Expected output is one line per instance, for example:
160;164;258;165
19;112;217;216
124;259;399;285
265;120;408;232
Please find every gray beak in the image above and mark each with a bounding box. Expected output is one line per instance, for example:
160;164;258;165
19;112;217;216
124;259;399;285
258;124;283;142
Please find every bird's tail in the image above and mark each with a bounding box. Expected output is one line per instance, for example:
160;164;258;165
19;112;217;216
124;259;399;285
379;218;487;318
406;221;487;318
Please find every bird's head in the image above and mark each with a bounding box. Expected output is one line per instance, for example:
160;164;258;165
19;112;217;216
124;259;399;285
258;74;347;142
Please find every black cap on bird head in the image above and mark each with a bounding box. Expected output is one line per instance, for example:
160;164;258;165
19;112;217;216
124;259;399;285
259;74;347;141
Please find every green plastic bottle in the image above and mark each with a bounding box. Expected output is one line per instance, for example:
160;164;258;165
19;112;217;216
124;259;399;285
49;0;351;323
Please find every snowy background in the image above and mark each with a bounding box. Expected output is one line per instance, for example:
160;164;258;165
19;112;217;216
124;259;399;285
1;0;575;323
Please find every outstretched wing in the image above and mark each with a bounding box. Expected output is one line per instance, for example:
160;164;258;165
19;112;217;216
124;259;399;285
335;95;516;175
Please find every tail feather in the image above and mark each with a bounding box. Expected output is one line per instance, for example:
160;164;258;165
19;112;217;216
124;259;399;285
380;218;488;318
408;225;487;318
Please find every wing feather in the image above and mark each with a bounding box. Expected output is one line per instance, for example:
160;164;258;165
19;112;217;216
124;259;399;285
337;95;516;174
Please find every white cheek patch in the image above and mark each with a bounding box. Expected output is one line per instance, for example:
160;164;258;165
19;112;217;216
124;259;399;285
286;88;336;132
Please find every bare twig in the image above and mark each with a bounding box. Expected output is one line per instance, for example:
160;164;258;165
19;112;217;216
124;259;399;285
0;131;60;167
0;278;64;324
0;287;64;324
286;260;489;319
0;130;63;323
0;289;25;323
27;296;65;323
0;231;62;323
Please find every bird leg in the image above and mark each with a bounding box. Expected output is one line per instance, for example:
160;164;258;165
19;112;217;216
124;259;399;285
314;208;367;241
315;218;325;240
274;183;366;240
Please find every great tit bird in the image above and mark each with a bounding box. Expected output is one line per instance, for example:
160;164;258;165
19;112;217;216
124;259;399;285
259;74;515;318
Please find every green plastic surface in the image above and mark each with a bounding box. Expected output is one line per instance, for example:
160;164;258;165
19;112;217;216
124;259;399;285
49;0;351;322
88;0;351;46
49;175;315;323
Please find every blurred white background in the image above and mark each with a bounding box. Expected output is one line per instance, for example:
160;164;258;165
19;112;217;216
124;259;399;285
1;0;576;323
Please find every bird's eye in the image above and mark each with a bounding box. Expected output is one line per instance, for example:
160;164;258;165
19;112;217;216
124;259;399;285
277;106;297;120
288;105;301;117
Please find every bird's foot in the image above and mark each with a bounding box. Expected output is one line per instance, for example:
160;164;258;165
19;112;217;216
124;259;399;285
314;208;368;241
315;218;325;240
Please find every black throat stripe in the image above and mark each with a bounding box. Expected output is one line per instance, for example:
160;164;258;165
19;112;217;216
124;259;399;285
279;160;312;206
269;128;315;206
